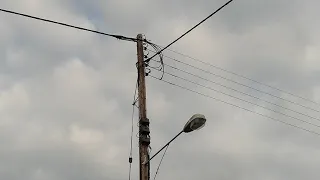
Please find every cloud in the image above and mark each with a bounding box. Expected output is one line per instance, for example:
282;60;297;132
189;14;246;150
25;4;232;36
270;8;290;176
1;0;320;180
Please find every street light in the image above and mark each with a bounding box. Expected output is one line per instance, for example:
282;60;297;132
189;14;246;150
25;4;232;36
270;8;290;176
143;114;206;165
183;114;206;133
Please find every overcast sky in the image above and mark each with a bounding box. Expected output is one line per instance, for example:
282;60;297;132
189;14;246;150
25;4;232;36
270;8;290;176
1;0;320;180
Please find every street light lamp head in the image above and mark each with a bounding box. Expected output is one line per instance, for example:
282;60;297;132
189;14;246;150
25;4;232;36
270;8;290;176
183;114;206;133
143;114;207;165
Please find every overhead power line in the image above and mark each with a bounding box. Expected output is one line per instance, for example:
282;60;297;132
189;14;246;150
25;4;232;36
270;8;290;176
149;67;320;129
148;75;320;137
149;50;320;113
128;81;138;180
145;0;234;63
164;47;320;106
150;61;320;122
0;8;137;42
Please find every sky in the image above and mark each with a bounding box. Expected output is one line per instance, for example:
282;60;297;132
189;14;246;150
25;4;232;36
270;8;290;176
1;0;320;179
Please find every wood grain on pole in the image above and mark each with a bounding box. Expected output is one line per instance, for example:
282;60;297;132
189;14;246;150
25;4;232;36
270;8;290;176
137;34;149;180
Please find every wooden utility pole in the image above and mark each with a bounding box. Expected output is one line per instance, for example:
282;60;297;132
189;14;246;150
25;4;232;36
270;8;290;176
137;34;150;180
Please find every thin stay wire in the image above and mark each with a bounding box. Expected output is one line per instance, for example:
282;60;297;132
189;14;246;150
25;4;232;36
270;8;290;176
147;49;320;113
148;75;320;137
0;8;137;42
145;0;234;62
129;80;138;180
150;60;320;122
153;145;170;180
149;67;320;129
164;47;320;106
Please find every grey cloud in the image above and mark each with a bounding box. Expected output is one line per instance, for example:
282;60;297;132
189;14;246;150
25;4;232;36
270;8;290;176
1;0;320;180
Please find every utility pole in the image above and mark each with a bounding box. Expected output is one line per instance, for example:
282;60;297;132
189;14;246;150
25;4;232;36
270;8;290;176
137;34;150;180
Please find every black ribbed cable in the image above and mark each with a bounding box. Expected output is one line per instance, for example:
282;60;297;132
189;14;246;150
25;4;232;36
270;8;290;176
0;8;137;42
145;0;234;63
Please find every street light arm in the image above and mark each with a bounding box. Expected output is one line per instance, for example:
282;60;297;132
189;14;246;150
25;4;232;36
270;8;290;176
143;130;184;165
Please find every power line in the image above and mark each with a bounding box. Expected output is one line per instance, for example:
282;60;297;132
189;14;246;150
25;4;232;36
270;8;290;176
164;47;320;106
128;81;138;180
155;62;320;122
148;75;320;137
153;144;169;180
0;8;137;42
149;50;320;113
145;0;234;63
149;67;320;129
128;105;134;180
